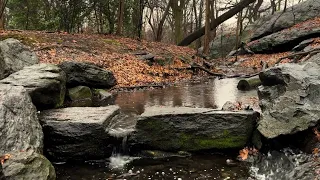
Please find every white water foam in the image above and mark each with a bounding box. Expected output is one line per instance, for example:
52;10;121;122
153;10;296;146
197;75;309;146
109;154;138;170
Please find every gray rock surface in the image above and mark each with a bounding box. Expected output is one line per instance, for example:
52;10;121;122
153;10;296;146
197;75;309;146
258;62;320;138
251;0;320;40
59;61;117;88
248;24;320;53
0;63;66;109
0;38;39;80
39;106;120;161
0;84;43;154
131;106;258;151
1;150;55;180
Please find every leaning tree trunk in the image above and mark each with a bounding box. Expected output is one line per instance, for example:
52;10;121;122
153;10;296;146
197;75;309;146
178;0;256;46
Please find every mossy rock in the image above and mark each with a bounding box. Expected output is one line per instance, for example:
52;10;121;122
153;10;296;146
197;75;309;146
130;106;258;151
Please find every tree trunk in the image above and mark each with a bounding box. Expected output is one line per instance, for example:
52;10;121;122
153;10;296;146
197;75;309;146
170;0;185;44
203;0;211;55
116;0;125;35
155;0;172;42
178;0;256;46
0;0;7;30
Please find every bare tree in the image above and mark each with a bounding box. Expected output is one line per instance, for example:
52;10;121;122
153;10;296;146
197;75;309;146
178;0;257;46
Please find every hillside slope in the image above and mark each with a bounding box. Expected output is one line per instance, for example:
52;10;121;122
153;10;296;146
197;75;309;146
0;30;199;88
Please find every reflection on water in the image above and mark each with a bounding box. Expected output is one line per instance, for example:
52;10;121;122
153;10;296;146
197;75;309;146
115;78;257;115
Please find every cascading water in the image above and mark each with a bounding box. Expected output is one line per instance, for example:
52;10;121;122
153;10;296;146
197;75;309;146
107;113;138;170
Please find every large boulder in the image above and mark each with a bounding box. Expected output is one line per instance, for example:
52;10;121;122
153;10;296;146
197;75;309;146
0;63;66;110
251;0;320;40
59;61;117;88
130;106;258;151
258;62;320;138
1;150;55;180
39;106;120;162
0;38;39;80
0;84;43;154
247;21;320;53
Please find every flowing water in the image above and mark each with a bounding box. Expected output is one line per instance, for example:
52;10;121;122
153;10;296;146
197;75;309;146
54;78;316;180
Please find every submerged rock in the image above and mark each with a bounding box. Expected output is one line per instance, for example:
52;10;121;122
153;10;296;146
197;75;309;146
258;62;320;138
0;64;66;110
59;61;117;88
39;106;120;162
130;106;258;151
0;38;39;80
67;86;92;107
1;150;55;180
92;89;114;106
0;84;43;154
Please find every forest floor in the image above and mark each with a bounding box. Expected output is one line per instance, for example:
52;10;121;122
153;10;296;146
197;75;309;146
1;30;320;88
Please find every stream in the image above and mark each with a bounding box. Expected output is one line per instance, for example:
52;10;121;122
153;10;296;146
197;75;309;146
54;78;315;180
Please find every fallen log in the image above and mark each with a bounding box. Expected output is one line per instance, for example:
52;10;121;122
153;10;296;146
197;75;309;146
237;75;261;91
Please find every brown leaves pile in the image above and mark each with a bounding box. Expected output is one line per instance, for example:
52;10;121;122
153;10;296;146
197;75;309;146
0;154;11;165
1;30;197;88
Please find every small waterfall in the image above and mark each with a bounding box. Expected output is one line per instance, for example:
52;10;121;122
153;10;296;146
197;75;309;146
107;113;138;170
249;148;316;180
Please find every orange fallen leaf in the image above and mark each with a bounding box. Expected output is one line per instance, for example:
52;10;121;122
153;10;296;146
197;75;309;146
0;154;12;165
313;128;320;141
313;148;319;155
238;148;249;160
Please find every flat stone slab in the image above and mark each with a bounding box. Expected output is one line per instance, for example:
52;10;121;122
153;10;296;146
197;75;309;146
131;106;258;151
39;106;120;161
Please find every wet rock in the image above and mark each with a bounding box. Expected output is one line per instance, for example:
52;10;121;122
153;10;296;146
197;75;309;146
67;86;92;107
39;106;120;162
130;106;258;151
221;101;238;111
0;84;43;154
248;24;320;53
258;62;320;138
0;64;66;110
59;61;116;88
92;89;114;106
0;38;39;80
1;150;55;180
251;0;320;40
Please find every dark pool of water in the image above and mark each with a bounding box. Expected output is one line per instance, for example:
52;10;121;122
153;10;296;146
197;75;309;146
55;154;250;180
